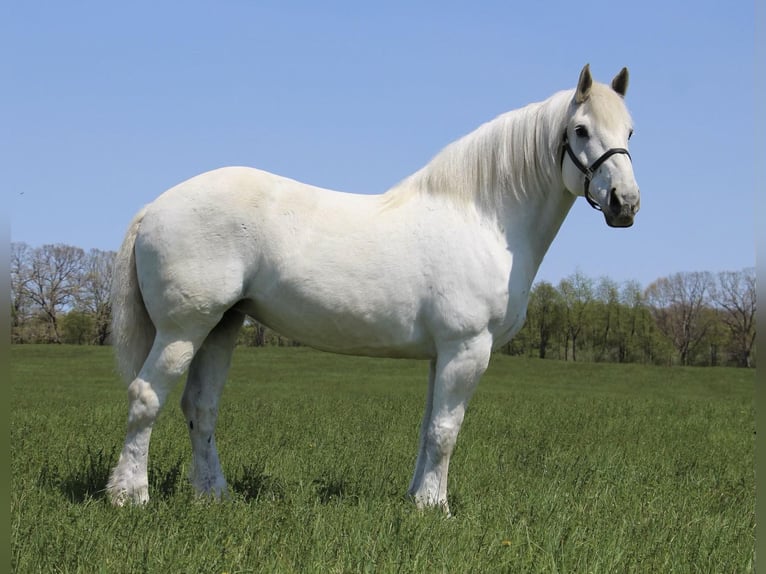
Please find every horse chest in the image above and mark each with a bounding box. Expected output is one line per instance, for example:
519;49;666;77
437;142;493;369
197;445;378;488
488;257;535;348
491;292;531;349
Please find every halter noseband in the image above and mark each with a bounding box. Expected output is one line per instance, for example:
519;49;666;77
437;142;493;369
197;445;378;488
561;133;631;211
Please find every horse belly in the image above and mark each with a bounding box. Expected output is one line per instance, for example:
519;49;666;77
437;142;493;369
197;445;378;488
236;286;434;358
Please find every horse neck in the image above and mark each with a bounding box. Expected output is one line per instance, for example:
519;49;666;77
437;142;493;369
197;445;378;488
468;92;576;271
388;90;576;272
500;184;576;278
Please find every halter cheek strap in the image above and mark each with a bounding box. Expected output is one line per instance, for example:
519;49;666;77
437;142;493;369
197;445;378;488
561;133;631;211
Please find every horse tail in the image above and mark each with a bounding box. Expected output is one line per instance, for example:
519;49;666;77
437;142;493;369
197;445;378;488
111;206;156;384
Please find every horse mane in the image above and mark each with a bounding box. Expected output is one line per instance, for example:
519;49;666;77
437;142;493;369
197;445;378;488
383;89;575;213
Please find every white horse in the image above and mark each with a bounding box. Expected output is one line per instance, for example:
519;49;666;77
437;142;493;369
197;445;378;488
107;65;640;511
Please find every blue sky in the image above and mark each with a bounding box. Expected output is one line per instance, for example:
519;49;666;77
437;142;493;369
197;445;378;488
6;1;754;287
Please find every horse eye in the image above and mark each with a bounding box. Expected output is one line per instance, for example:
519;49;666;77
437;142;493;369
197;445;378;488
574;125;589;138
628;129;634;140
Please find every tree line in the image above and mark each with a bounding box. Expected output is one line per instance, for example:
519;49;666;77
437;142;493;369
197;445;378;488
502;269;755;368
11;242;756;368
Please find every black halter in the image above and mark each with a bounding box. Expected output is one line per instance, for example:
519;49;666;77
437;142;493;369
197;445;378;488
561;133;631;211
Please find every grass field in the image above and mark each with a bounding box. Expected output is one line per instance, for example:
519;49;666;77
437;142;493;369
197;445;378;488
11;345;754;573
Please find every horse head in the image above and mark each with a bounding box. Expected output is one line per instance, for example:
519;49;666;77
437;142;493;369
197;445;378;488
561;64;641;228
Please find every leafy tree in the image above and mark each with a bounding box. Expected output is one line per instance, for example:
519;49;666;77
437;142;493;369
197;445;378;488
698;308;727;366
558;270;594;361
619;280;652;363
591;276;621;362
60;311;95;345
527;281;563;359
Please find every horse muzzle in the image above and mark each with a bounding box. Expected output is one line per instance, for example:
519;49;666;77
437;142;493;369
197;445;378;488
605;188;640;228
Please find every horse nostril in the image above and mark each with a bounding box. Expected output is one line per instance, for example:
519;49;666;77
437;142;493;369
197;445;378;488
608;188;621;213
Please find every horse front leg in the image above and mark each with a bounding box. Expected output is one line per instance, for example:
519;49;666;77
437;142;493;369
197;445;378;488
408;334;492;514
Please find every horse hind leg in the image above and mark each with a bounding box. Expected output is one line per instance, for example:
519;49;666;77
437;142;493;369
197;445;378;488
107;331;205;506
180;310;244;499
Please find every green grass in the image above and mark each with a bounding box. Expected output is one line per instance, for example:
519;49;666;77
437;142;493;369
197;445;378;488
11;345;754;573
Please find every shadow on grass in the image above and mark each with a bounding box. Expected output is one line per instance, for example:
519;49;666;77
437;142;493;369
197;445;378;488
229;463;361;505
229;463;286;502
48;450;383;507
312;473;360;505
39;447;186;503
149;457;185;500
38;446;116;503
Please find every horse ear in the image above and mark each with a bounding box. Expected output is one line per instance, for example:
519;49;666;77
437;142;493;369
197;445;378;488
575;64;592;104
611;67;629;97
